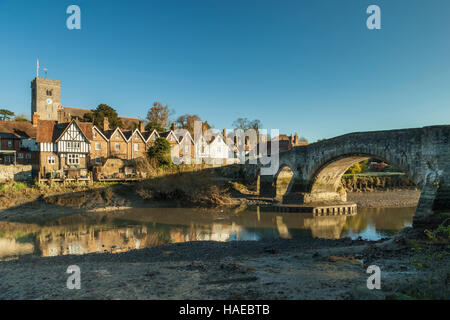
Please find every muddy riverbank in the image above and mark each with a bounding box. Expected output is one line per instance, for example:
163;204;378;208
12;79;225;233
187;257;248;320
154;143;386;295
347;190;420;208
0;188;420;224
0;227;447;300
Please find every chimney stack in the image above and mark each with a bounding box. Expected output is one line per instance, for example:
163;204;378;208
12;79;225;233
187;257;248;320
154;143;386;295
103;117;109;131
139;120;145;132
32;113;40;126
170;122;177;131
294;133;298;144
222;129;227;140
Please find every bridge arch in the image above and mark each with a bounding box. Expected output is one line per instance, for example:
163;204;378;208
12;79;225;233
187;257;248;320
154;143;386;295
305;153;418;203
274;164;295;199
255;126;449;225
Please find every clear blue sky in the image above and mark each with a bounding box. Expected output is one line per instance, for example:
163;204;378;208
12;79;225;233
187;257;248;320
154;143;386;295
0;0;449;141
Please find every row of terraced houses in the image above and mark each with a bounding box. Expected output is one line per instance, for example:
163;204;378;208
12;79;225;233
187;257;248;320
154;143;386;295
0;77;306;180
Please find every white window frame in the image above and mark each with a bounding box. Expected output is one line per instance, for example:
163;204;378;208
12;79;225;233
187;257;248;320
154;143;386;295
134;143;139;151
67;154;80;165
47;156;56;164
95;142;101;151
115;143;120;151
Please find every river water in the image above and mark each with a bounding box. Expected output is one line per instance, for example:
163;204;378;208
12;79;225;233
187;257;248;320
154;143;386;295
0;206;415;261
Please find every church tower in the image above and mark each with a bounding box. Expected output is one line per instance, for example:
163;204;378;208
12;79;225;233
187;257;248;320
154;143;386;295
31;77;61;121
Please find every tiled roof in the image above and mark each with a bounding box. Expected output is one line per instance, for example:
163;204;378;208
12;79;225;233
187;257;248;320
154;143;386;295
36;120;93;143
0;121;37;139
36;120;57;142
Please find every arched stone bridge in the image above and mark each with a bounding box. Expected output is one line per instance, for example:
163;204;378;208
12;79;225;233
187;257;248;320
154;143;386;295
251;125;449;226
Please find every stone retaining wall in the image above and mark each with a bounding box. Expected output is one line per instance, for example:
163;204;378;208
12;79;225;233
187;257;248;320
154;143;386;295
0;165;33;182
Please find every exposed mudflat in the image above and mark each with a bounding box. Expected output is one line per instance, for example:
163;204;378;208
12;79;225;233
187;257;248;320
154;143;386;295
0;227;447;300
347;190;420;208
1;189;446;300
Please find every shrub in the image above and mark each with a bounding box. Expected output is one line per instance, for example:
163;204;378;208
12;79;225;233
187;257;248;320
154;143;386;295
148;137;173;168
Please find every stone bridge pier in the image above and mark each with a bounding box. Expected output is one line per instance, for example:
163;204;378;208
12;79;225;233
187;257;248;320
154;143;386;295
254;125;450;227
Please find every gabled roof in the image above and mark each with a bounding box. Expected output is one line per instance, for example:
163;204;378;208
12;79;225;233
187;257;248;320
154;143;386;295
101;127;128;140
159;130;179;143
174;130;194;144
125;129;146;142
121;130;133;141
92;125;109;141
0;121;37;139
36;120;92;143
142;129;159;143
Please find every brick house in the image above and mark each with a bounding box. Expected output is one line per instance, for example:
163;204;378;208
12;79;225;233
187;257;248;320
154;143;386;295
142;129;159;151
125;129;147;160
90;125;110;166
0;120;39;169
103;127;129;160
174;129;195;164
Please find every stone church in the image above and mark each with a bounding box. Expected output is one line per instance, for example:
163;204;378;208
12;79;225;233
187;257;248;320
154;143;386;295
30;76;139;129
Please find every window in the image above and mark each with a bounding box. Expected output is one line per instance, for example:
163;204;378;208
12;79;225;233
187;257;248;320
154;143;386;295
67;142;80;150
134;144;139;151
47;156;56;164
135;134;139;140
93;131;97;138
95;157;102;164
18;153;23;159
151;135;156;141
184;145;189;153
95;142;101;151
115;143;120;151
46;89;52;96
25;153;31;159
116;133;120;139
67;154;80;165
7;140;12;148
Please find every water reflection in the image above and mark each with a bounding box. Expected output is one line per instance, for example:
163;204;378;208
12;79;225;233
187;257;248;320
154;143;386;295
0;207;415;260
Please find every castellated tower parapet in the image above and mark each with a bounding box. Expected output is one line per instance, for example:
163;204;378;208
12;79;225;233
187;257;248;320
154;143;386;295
31;77;61;121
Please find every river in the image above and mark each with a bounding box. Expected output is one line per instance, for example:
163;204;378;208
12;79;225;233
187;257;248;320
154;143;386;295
0;206;415;261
